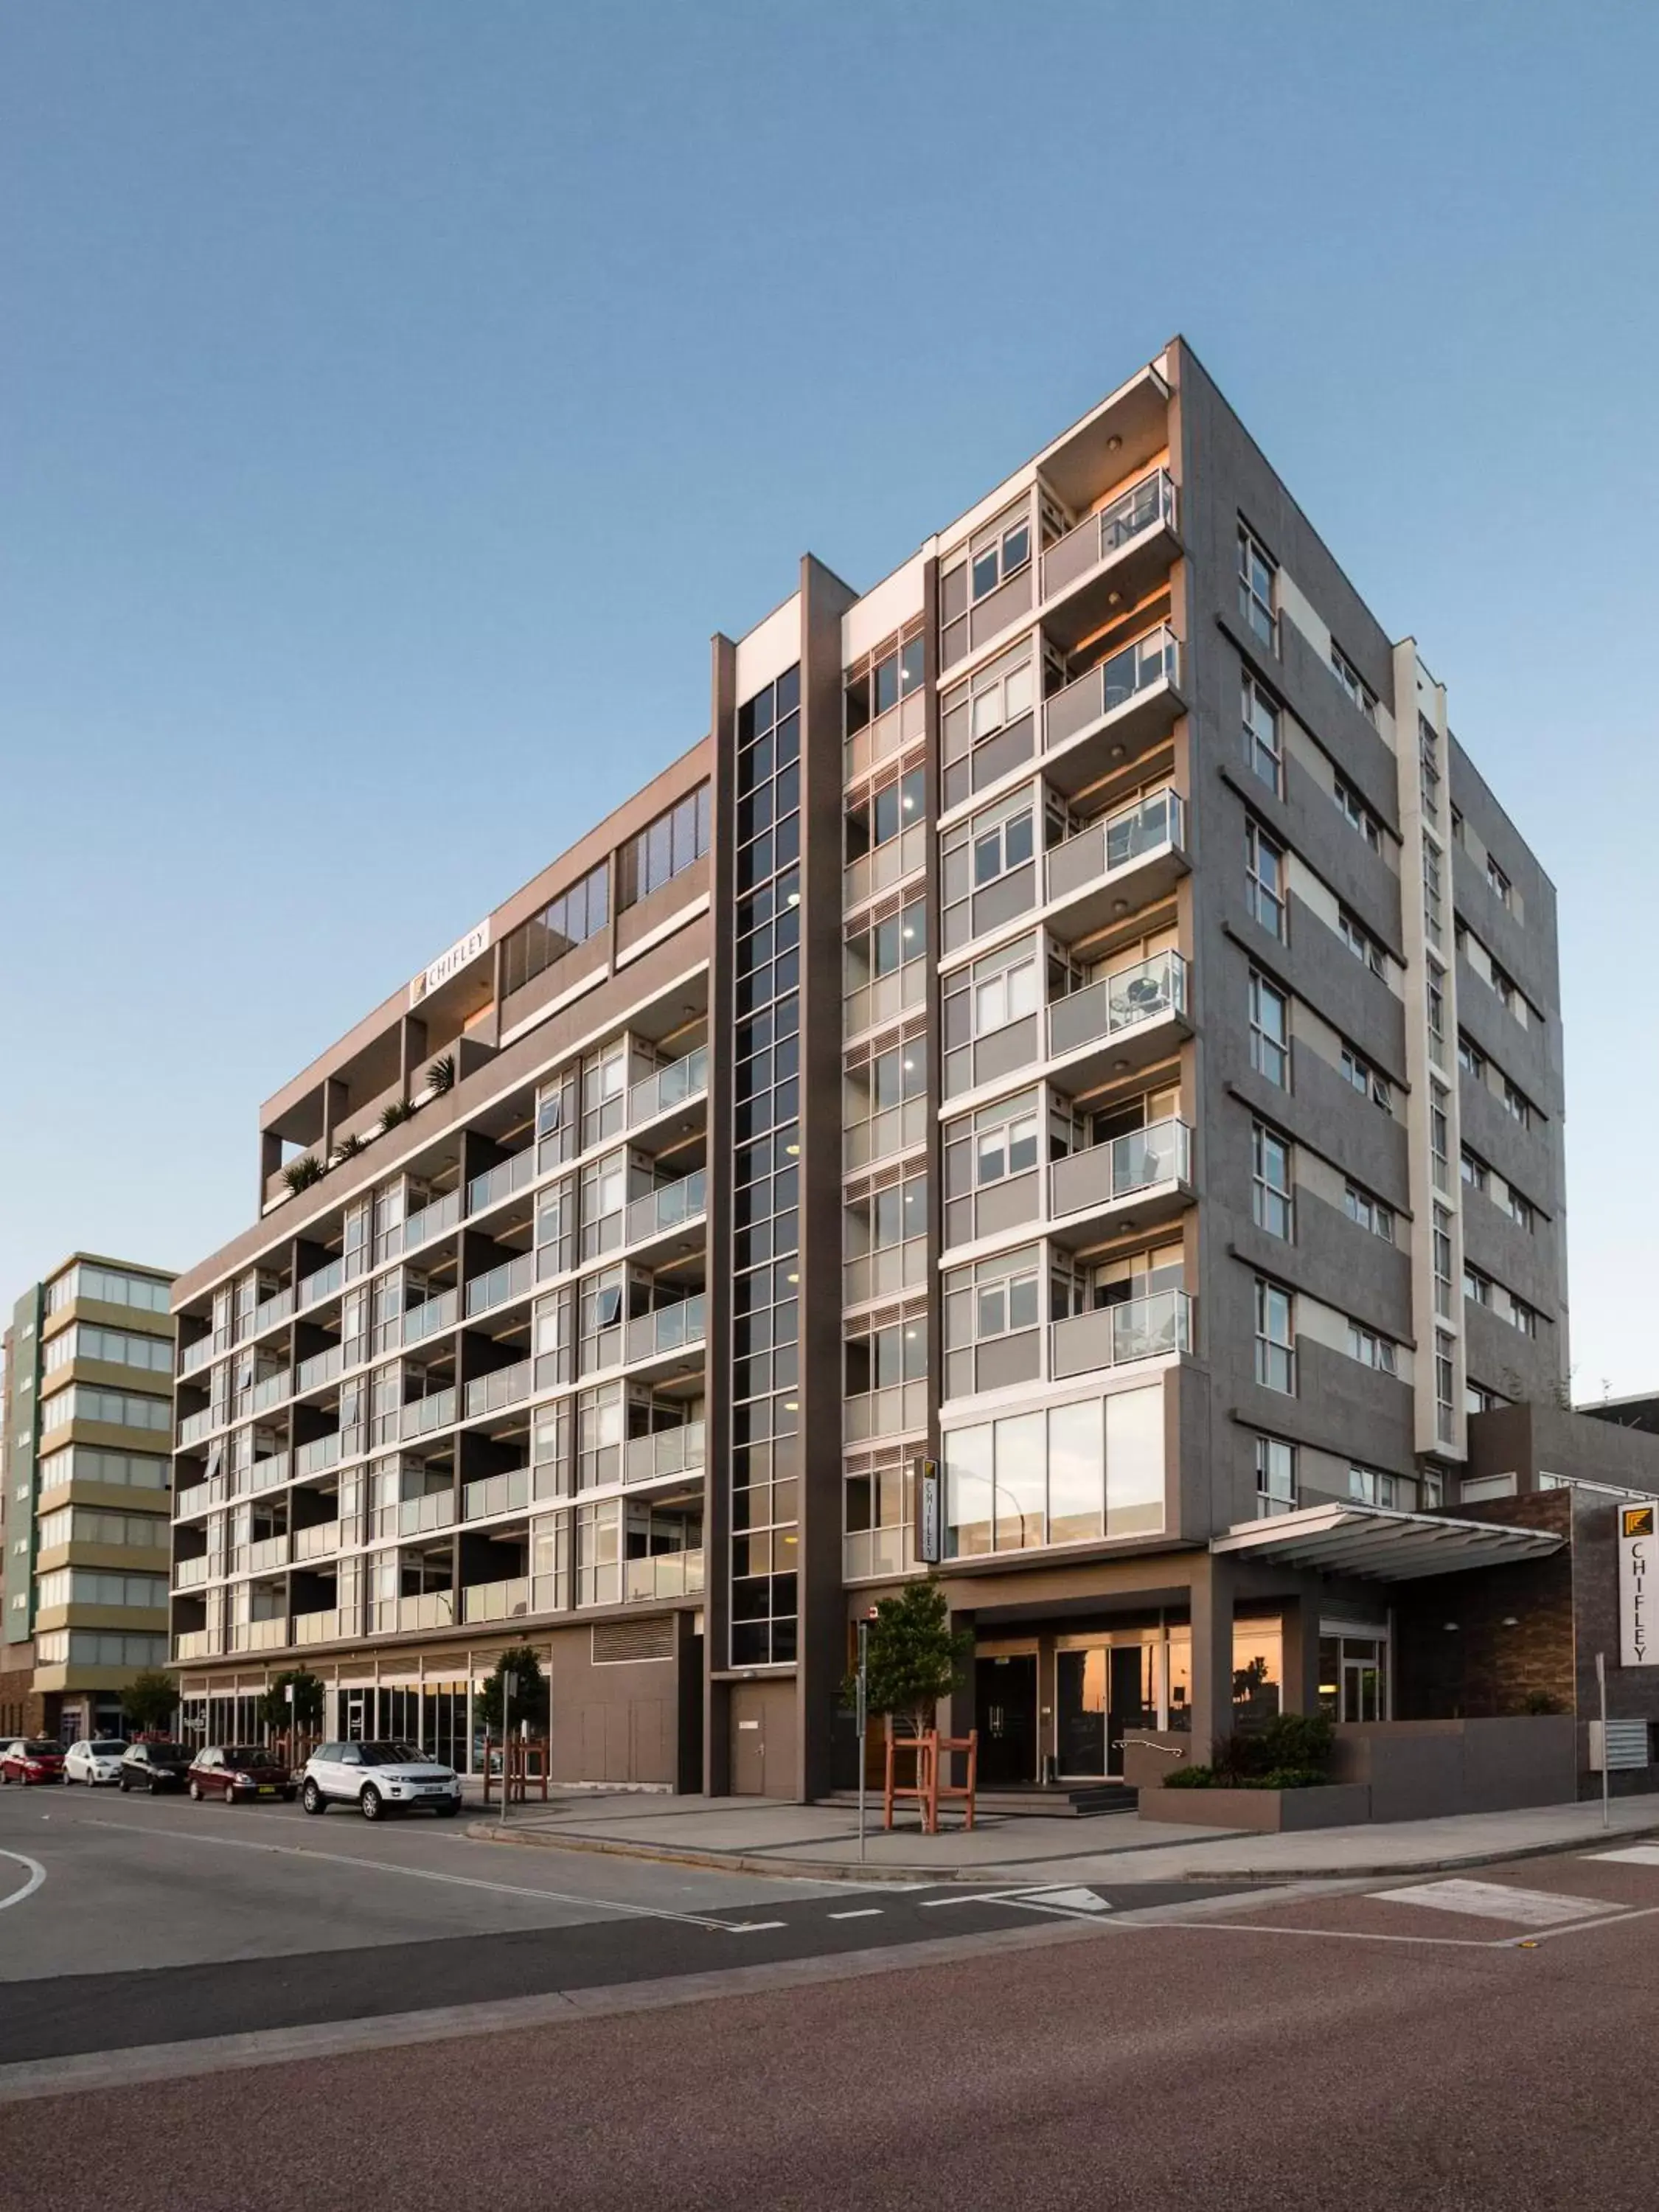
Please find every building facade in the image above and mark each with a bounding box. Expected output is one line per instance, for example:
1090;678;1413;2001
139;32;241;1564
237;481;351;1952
1;1254;177;1741
169;339;1574;1796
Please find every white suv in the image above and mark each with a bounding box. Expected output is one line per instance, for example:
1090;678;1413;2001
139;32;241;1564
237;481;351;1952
64;1739;128;1787
300;1740;464;1821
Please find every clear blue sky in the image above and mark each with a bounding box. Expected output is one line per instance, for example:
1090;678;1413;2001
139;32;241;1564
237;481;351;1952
1;4;1655;1393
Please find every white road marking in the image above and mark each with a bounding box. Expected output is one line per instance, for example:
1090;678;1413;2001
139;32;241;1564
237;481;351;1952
79;1819;745;1933
1589;1846;1659;1866
1021;1887;1112;1915
1372;1879;1617;1927
827;1908;883;1921
728;1919;786;1933
0;1851;46;1913
919;1888;1034;1908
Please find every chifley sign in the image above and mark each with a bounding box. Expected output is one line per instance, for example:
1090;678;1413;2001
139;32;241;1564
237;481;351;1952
1619;1503;1657;1668
411;919;491;1009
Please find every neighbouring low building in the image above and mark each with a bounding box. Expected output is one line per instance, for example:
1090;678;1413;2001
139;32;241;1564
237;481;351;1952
1;1254;176;1742
167;336;1639;1811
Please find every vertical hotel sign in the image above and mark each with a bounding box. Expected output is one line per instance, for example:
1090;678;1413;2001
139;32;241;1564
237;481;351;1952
1620;1503;1658;1667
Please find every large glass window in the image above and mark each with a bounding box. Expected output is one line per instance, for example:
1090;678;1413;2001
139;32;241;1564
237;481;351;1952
619;782;710;908
944;1387;1164;1559
44;1265;172;1315
1255;1434;1297;1516
42;1324;173;1377
501;861;609;997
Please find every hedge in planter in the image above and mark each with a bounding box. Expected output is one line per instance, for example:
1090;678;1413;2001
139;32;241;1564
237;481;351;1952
1164;1712;1335;1790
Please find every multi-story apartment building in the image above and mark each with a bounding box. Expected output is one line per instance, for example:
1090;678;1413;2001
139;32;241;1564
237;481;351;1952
169;339;1571;1798
1;1254;176;1741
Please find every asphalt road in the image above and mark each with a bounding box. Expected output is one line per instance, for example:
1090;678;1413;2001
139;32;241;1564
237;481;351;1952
11;1787;1659;2211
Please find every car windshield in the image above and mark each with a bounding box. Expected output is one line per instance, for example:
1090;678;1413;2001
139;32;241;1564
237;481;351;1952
145;1744;193;1765
20;1740;58;1757
88;1741;127;1756
358;1742;430;1767
226;1747;276;1765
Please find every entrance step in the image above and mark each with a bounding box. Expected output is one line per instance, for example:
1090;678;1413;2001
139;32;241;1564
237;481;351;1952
828;1783;1140;1820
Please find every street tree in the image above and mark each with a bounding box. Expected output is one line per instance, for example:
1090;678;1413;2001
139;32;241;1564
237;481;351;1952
852;1577;973;1741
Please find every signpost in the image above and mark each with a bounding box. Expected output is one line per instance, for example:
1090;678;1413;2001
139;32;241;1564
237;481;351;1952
855;1618;870;1867
498;1670;515;1829
1596;1651;1610;1831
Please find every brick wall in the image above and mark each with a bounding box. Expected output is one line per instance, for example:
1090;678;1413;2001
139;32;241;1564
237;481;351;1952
1395;1491;1575;1719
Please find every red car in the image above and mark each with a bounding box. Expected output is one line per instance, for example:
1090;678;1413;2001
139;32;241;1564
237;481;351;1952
187;1745;298;1804
0;1737;65;1786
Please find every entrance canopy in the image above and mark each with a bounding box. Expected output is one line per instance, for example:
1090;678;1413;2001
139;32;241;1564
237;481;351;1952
1212;1502;1562;1582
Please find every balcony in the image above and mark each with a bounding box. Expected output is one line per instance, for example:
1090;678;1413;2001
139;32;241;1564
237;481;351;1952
465;1253;535;1320
1050;1287;1192;1382
403;1288;459;1348
1043;625;1183;796
403;1188;462;1256
179;1408;217;1449
1044;790;1188;943
180;1338;214;1377
467;1150;535;1220
1046;949;1190;1091
174;1555;211;1590
295;1344;343;1395
291;1520;341;1563
397;1590;455;1632
462;1577;532;1625
394;1489;455;1538
844;821;927;914
463;1360;532;1421
248;1451;291;1492
293;1608;342;1646
625;1170;707;1253
463;1467;531;1521
247;1534;288;1575
624;1548;704;1603
1042;468;1180;646
629;1047;709;1135
251;1369;291;1415
625;1421;706;1485
294;1432;343;1479
250;1286;295;1338
173;1629;212;1661
240;1616;289;1652
1049;1118;1194;1246
296;1258;344;1313
400;1387;458;1442
625;1295;706;1371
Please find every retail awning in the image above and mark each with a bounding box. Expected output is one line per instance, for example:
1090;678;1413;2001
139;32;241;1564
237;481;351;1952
1211;1503;1563;1582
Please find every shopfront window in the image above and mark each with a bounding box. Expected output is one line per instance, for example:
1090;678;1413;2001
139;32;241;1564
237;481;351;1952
1318;1631;1389;1722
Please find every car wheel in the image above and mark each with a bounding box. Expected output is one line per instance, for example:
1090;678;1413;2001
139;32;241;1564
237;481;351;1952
436;1803;460;1818
119;1775;130;1792
302;1780;327;1816
360;1784;384;1822
188;1779;203;1801
284;1789;298;1804
148;1777;159;1795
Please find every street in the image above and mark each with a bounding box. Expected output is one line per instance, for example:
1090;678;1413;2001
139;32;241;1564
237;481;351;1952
7;1788;1659;2208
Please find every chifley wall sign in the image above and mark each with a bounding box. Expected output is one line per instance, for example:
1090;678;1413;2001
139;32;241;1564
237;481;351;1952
1619;1503;1657;1667
411;918;491;1009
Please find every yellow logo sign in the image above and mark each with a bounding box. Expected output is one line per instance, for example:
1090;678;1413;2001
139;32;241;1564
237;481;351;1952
1623;1506;1655;1540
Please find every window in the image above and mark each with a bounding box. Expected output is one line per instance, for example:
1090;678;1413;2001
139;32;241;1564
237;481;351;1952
1252;1124;1293;1239
1242;675;1281;794
845;765;925;866
1422;834;1444;953
1461;1150;1489;1194
944;1387;1164;1558
1486;855;1512;908
42;1324;173;1377
1419;714;1441;813
619;782;710;908
1509;1294;1540;1339
1506;1186;1536;1232
970;787;1034;886
967;1091;1040;1186
970;508;1031;602
501;861;609;997
1458;1032;1486;1080
1255;1434;1297;1517
1427;963;1446;1054
44;1265;171;1315
1502;1079;1531;1128
1464;1265;1492;1308
1348;1466;1399;1509
1329;643;1377;723
1433;1204;1453;1321
36;1447;168;1494
1347;1323;1399;1375
970;933;1040;1036
35;1568;168;1612
1338;908;1386;978
1238;525;1277;647
1344;1184;1394;1242
970;1246;1041;1340
1436;1332;1457;1444
1430;1082;1450;1192
1340;1046;1391;1112
1492;963;1517;1015
1245;821;1285;937
38;1385;171;1436
1334;776;1382;851
1249;970;1290;1088
844;625;925;735
1254;1279;1295;1394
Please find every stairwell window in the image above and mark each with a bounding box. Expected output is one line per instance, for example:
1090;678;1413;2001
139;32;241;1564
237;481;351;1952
1334;776;1383;851
1340;1046;1391;1113
1239;526;1278;650
1338;907;1387;979
1242;676;1282;796
1245;820;1286;939
1254;1278;1295;1394
1347;1323;1399;1376
1329;643;1378;724
1344;1184;1394;1242
1252;1123;1293;1240
1249;970;1290;1089
1256;1435;1298;1517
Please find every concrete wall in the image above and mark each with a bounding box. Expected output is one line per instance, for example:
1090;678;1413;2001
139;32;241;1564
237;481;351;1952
1330;1716;1576;1820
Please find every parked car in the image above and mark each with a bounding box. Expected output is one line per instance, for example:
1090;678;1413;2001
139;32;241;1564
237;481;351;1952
189;1745;297;1804
64;1739;128;1787
118;1741;194;1795
0;1738;64;1786
300;1740;464;1820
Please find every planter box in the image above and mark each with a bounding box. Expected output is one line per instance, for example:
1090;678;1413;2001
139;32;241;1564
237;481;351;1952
1138;1781;1371;1832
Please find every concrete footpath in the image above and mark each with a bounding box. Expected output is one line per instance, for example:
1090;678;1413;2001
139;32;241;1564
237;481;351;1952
467;1786;1659;1885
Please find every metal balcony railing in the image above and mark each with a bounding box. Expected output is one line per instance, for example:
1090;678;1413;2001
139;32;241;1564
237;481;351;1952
296;1258;344;1312
403;1288;459;1347
1050;1118;1193;1220
461;1577;532;1625
1047;949;1188;1061
1046;790;1184;907
467;1150;536;1218
625;1295;706;1366
624;1549;704;1602
465;1253;535;1320
627;1046;709;1130
624;1422;706;1484
400;1388;457;1441
1042;467;1178;601
1044;625;1181;753
1050;1287;1193;1381
463;1467;532;1522
463;1361;532;1420
403;1189;462;1255
625;1170;707;1248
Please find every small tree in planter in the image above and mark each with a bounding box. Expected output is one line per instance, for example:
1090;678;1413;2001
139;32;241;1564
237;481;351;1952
119;1669;178;1738
283;1154;325;1194
850;1577;973;1742
258;1669;325;1741
477;1645;550;1738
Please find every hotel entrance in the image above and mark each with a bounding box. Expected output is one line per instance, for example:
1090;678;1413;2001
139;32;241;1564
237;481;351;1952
1055;1641;1155;1779
975;1653;1038;1785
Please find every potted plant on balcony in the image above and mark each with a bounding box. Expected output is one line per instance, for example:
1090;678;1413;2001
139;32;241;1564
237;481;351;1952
427;1052;456;1095
283;1155;325;1194
380;1099;417;1132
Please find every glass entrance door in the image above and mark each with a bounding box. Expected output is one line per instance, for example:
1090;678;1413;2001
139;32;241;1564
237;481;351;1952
1107;1645;1152;1773
1056;1649;1107;1776
976;1655;1038;1786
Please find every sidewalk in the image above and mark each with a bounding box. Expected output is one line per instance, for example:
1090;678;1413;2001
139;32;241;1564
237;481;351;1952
469;1787;1659;1885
